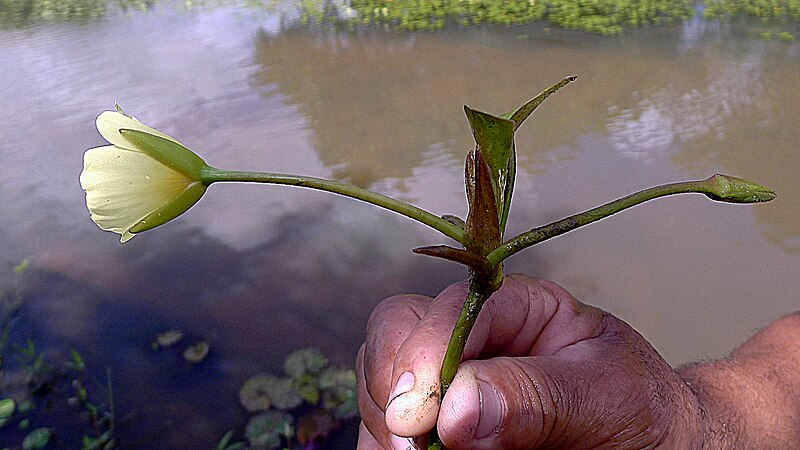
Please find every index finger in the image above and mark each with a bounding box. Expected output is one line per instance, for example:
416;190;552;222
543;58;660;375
383;274;602;438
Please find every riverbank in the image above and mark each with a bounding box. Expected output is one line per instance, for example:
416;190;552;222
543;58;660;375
1;0;799;38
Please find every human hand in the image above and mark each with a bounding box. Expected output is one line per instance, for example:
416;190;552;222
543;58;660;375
356;274;702;449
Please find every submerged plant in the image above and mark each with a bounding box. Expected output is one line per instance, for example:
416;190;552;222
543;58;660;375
80;77;776;449
237;348;357;449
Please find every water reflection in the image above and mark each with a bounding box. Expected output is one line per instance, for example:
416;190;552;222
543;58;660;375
1;9;799;448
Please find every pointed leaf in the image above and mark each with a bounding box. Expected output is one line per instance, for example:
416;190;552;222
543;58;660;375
465;150;501;255
463;107;515;223
500;143;516;233
504;76;577;130
412;245;487;268
464;149;475;203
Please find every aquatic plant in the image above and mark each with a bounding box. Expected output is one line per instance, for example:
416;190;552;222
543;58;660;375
79;107;208;243
236;348;357;449
3;0;800;38
0;264;119;449
80;76;776;449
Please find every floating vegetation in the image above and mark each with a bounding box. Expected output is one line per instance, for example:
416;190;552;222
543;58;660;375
0;263;120;449
182;341;210;363
232;347;357;449
245;410;295;449
21;427;52;450
151;328;185;350
2;0;799;37
704;0;800;40
336;0;696;34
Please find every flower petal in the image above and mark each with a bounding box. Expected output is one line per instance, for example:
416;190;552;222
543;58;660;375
96;109;182;152
80;145;204;242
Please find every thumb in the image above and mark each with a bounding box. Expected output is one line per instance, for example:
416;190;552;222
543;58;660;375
437;356;583;450
436;316;689;450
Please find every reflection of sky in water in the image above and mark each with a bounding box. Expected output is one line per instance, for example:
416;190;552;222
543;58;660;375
1;8;800;447
607;52;761;163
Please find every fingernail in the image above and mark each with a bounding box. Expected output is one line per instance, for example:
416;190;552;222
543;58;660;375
390;434;416;450
388;371;415;406
475;379;503;439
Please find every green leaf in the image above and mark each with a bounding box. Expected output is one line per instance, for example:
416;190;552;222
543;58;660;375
463;107;515;228
182;341;210;364
239;374;273;412
22;427;51;450
14;260;29;274
464;150;502;256
152;329;184;350
245;411;294;450
239;374;303;412
69;349;86;371
318;367;358;420
267;377;303;410
295;378;320;405
504;76;577;130
284;348;328;378
0;399;15;420
214;430;246;450
0;398;14;428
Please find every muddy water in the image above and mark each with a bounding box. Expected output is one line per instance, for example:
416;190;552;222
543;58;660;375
1;8;799;448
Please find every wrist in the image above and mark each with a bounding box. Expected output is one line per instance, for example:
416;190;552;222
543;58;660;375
678;364;746;449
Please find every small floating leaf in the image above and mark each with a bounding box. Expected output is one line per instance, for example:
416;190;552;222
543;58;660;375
22;427;52;450
0;398;14;427
14;259;29;274
267;377;303;410
245;411;294;450
68;349;85;371
284;348;328;378
239;374;303;412
295;376;320;405
239;374;274;412
152;329;184;350
319;368;358;420
182;341;209;363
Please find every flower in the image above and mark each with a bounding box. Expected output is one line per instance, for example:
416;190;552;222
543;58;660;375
79;107;208;243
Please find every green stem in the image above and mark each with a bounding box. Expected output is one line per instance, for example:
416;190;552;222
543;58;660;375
201;167;465;244
439;279;493;391
487;174;776;266
428;272;501;450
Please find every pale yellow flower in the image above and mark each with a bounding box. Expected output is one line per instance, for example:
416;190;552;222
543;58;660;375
80;107;208;243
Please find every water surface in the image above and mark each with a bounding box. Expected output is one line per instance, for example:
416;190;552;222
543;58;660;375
1;7;799;447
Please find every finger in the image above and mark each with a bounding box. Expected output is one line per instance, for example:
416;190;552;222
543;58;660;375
383;280;471;437
364;294;433;410
358;344;394;449
437;315;683;450
441;275;603;361
384;275;578;437
357;421;385;449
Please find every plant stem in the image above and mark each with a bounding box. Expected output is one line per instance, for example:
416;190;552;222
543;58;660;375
201;167;465;244
486;174;775;266
428;271;501;450
439;278;495;391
